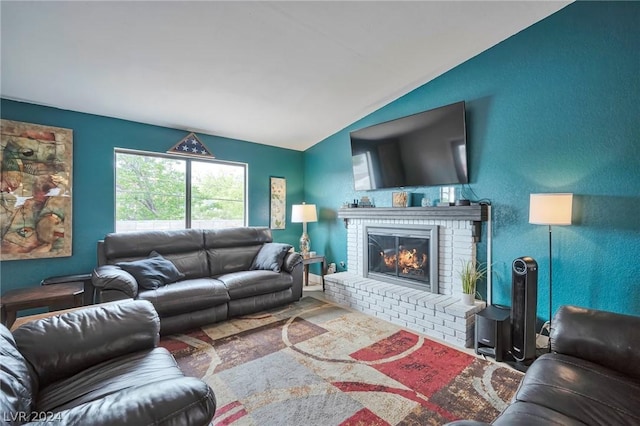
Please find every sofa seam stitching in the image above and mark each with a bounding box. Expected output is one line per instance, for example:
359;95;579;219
500;408;583;426
521;379;640;420
537;356;640;388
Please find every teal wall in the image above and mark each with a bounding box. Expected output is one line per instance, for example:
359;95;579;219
304;1;640;320
0;100;304;292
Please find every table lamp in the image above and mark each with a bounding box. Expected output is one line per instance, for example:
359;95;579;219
291;203;317;256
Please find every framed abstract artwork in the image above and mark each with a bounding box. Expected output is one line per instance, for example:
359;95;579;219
269;176;286;229
0;120;73;260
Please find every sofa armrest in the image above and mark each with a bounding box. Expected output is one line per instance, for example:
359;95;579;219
92;265;138;299
26;377;216;426
283;252;303;300
551;305;640;379
12;300;160;387
282;251;303;273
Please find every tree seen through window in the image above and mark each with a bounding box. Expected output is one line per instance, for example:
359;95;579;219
115;150;246;232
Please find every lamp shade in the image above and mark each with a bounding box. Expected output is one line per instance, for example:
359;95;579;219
529;193;573;225
291;203;317;223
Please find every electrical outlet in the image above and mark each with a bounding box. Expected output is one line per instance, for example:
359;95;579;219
339;261;345;268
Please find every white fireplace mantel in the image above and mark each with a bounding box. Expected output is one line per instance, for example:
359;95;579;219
337;205;488;221
337;205;488;241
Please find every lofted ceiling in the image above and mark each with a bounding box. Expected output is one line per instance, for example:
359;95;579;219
1;1;571;151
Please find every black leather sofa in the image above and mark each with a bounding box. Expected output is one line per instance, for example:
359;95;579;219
92;226;303;335
448;305;640;426
0;300;216;425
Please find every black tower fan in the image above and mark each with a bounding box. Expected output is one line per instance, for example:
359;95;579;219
510;257;538;362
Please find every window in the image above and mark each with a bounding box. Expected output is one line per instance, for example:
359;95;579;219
115;149;246;232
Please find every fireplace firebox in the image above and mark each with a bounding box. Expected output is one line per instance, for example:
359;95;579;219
364;225;438;293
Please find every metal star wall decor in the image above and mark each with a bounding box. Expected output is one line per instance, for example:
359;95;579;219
167;133;215;158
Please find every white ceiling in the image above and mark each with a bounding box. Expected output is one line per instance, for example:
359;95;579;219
1;1;570;151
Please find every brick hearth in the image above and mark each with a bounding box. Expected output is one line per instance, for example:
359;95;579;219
325;272;484;348
325;206;488;348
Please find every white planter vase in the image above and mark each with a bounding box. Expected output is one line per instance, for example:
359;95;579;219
461;293;475;306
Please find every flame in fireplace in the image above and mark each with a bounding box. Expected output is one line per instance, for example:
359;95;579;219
380;248;428;275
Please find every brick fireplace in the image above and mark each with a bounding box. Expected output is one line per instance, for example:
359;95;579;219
325;205;488;348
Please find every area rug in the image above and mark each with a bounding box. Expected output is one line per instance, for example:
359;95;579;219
159;297;523;426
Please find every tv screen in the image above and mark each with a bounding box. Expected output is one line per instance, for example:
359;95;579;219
350;101;467;191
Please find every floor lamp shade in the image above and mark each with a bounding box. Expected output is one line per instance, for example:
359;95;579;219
529;193;573;225
291;203;317;255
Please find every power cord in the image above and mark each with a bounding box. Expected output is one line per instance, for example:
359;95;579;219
536;321;551;349
460;184;491;205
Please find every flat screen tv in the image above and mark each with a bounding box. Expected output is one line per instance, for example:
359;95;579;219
350;101;467;191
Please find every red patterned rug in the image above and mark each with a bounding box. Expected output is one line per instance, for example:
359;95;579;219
159;296;522;425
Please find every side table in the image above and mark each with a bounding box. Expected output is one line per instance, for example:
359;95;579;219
302;254;327;291
0;283;84;329
41;273;94;306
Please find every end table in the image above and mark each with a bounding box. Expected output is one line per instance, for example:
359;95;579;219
0;283;84;329
302;254;327;291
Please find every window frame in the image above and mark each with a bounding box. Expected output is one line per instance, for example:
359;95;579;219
114;148;248;231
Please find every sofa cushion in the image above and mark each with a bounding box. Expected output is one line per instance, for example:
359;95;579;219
159;305;229;337
103;229;204;261
13;300;160;388
203;227;272;248
511;353;640;425
250;243;293;272
227;289;294;317
551;304;640;380
217;270;293;299
137;278;230;317
117;251;185;290
204;227;274;276
161;250;209;280
0;325;35;417
42;376;215;425
36;347;184;413
207;245;263;276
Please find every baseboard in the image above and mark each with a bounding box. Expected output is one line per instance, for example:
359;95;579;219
307;273;323;285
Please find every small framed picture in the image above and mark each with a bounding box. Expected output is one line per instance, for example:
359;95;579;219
392;191;408;208
269;176;286;229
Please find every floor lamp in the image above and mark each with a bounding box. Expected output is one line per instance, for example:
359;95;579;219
291;203;317;256
529;193;573;345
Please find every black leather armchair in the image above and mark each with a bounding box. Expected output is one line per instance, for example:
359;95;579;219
0;300;216;425
448;305;640;425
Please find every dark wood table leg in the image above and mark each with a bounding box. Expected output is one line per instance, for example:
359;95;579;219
4;310;17;329
73;292;84;308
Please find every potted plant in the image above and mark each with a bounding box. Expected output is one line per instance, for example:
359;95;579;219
458;259;487;306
